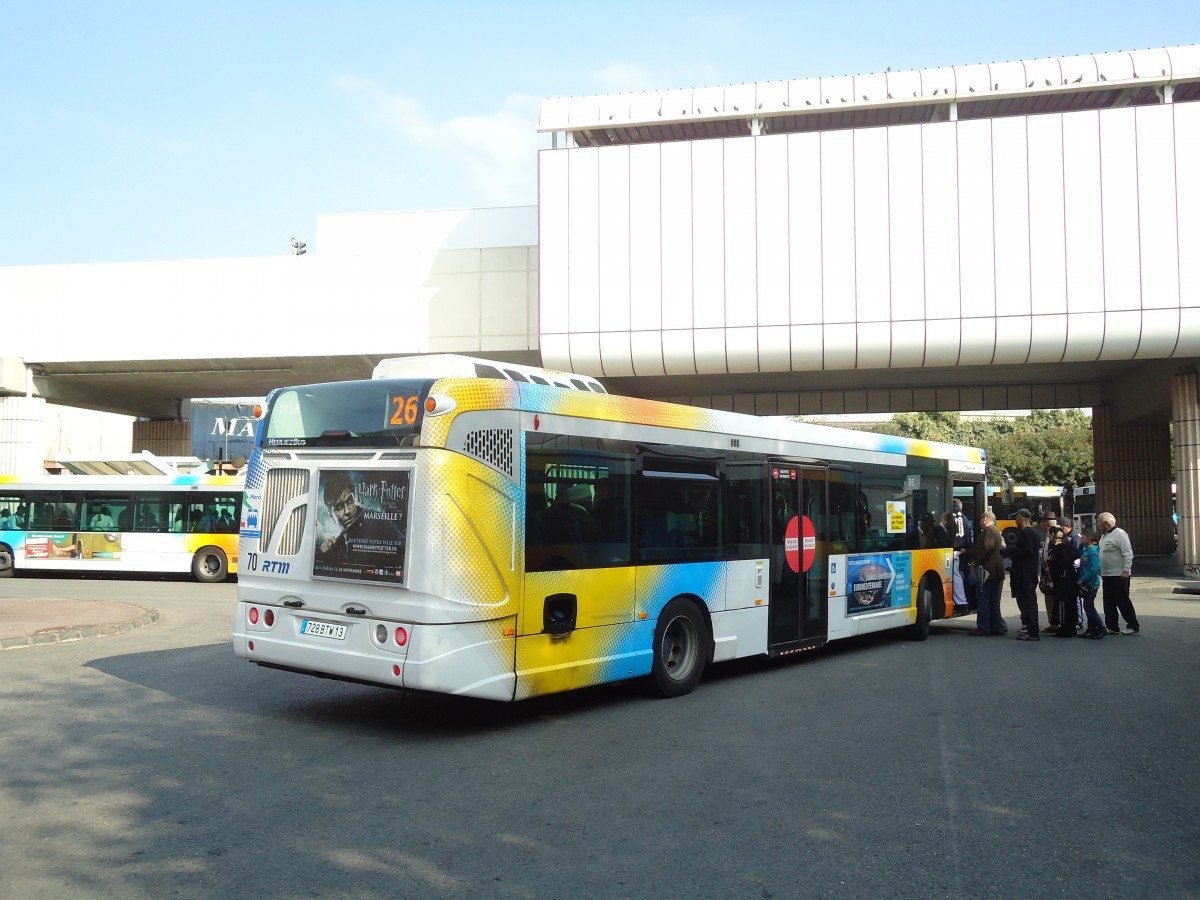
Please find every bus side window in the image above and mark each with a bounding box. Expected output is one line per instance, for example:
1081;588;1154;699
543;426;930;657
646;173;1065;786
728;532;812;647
0;494;26;530
32;503;56;529
132;495;165;532
52;501;80;530
725;465;766;558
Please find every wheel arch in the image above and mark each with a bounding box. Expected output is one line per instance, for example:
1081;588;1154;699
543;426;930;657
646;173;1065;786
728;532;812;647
191;545;229;583
662;591;715;662
922;569;950;622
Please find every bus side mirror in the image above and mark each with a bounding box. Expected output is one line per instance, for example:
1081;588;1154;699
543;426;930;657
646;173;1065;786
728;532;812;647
1001;477;1014;506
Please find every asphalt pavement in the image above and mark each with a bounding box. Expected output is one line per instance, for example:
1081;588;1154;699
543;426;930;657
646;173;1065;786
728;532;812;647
1;554;1195;651
2;558;1198;898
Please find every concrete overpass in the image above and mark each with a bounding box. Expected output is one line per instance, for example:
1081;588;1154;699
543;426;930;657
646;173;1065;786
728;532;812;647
1;44;1197;569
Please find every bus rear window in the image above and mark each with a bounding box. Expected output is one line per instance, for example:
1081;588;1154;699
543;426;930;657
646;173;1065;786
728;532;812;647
263;380;433;448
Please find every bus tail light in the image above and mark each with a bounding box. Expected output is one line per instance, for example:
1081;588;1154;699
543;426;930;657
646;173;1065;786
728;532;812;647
248;607;259;624
424;394;456;416
394;627;409;646
264;609;274;627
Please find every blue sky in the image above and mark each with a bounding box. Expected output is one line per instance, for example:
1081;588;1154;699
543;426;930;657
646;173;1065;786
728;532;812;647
1;1;1195;266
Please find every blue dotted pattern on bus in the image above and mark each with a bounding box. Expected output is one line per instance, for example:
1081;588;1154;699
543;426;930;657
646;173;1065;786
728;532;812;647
593;561;727;682
246;453;267;491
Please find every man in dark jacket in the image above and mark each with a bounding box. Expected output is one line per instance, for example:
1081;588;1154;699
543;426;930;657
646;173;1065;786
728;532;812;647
1008;508;1042;641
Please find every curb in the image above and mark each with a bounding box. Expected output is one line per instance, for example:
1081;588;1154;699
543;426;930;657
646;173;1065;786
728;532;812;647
0;607;161;651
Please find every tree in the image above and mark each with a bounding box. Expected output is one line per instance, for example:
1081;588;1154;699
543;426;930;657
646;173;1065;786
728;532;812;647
873;409;1093;486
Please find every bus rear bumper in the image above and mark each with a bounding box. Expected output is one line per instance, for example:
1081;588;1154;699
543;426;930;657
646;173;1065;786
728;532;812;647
233;602;517;701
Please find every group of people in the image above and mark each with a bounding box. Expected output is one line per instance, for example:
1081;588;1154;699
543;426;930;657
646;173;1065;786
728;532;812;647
972;505;1139;641
0;506;27;530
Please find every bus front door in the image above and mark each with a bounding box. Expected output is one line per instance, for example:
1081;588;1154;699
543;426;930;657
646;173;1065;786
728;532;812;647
767;463;829;653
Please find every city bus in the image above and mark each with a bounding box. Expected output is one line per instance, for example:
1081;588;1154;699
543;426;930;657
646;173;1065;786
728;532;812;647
0;472;242;581
988;485;1065;544
1073;485;1097;531
233;355;987;702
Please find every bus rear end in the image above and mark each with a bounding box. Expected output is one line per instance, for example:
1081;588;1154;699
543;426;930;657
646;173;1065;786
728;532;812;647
233;376;522;701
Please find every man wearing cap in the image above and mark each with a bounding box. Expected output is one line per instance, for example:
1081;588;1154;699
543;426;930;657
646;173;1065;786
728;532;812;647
1038;511;1062;633
1008;508;1043;640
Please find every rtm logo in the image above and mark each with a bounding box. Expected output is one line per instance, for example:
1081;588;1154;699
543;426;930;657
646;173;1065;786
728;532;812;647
210;417;257;438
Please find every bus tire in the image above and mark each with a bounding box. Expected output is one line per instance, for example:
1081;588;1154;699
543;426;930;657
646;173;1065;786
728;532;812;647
650;598;709;698
192;547;228;583
904;575;933;641
0;544;13;578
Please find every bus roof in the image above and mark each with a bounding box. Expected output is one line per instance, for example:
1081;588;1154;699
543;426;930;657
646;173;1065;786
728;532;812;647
372;354;607;394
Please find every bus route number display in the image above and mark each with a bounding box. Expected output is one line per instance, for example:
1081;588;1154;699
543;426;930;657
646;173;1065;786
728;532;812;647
386;393;421;429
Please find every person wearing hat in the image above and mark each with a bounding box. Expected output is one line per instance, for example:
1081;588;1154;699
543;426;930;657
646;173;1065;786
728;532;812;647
1008;508;1043;640
1038;511;1062;633
1045;521;1080;637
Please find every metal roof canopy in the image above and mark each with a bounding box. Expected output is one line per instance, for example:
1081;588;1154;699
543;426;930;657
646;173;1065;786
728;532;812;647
52;452;202;477
539;45;1200;147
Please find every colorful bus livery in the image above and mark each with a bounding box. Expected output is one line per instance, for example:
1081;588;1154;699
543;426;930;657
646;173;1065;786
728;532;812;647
0;473;242;581
235;355;987;702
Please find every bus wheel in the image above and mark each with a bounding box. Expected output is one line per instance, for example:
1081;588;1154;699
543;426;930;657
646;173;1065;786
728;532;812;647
192;547;228;583
650;598;708;698
0;544;13;578
904;576;933;641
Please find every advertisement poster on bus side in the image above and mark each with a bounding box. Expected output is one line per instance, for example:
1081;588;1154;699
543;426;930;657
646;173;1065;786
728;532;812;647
313;470;408;584
25;532;122;561
846;552;912;613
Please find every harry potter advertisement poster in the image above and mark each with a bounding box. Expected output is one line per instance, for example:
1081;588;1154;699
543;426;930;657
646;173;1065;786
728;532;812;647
313;470;409;583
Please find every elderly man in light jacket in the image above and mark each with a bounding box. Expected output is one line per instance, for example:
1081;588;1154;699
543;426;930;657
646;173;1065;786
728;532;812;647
1098;511;1138;635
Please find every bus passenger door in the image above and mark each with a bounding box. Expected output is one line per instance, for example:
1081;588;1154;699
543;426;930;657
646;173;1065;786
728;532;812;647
768;463;829;652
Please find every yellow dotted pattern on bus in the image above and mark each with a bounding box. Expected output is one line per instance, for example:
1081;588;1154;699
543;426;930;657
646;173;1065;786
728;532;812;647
908;548;953;616
437;456;518;612
419;379;982;465
515;567;642;699
421;379;521;448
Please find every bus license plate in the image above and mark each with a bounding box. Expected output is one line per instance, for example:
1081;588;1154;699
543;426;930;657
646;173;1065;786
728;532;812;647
300;619;347;640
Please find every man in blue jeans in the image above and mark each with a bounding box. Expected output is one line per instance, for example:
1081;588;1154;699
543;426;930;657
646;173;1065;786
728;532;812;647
1008;508;1042;641
968;511;1006;635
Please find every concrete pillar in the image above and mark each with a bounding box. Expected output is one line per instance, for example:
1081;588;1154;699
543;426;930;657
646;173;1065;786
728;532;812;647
132;419;192;456
1092;405;1174;555
1173;369;1200;577
0;395;48;477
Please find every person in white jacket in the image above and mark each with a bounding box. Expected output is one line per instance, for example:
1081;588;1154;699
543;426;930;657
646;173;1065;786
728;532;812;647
1097;511;1139;635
